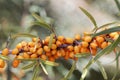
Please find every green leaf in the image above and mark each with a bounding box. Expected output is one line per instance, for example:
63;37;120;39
112;51;119;80
79;7;98;29
41;59;59;66
62;61;76;80
75;53;90;57
31;21;53;33
94;22;117;33
80;35;120;80
40;62;48;75
48;33;54;48
92;26;120;37
96;60;108;80
17;58;38;61
32;64;40;80
22;62;36;70
32;13;45;23
0;54;9;60
11;33;37;39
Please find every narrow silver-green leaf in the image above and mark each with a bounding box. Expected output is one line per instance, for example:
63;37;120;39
22;62;36;70
32;13;45;23
40;62;48;75
17;58;38;61
32;64;40;80
79;7;98;29
62;61;76;80
48;33;54;48
11;33;37;39
96;60;108;80
41;59;59;66
0;54;9;60
75;53;90;57
80;69;88;80
92;26;120;37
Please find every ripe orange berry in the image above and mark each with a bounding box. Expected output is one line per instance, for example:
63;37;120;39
84;36;92;42
21;41;28;47
56;50;62;57
0;59;5;68
43;46;50;52
30;54;38;58
28;42;35;47
56;40;62;47
81;41;89;48
46;52;51;57
69;52;74;58
48;56;55;62
90;42;98;49
16;43;22;49
17;55;24;59
29;47;35;53
96;36;104;43
23;46;29;52
109;32;118;38
40;54;47;60
32;38;40;42
2;48;9;56
65;37;74;44
91;49;97;56
67;45;74;51
51;50;57;55
37;48;43;55
75;34;81;40
57;36;64;42
113;34;119;40
74;46;80;53
81;47;88;53
44;36;50;45
23;52;30;59
12;59;20;68
101;42;108;49
60;49;65;57
12;48;19;55
51;44;57;50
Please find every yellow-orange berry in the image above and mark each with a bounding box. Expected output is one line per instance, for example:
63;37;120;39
60;48;65;57
81;41;89;48
37;48;43;55
65;37;74;44
2;48;9;56
51;50;57;55
113;34;119;40
12;59;20;68
84;36;92;42
51;44;57;50
101;42;108;49
43;46;50;52
16;43;22;49
90;42;98;49
56;50;62;57
21;41;28;47
57;36;64;42
56;40;62;47
12;48;19;55
40;54;47;60
23;52;30;59
30;54;38;58
69;52;74;58
67;45;74;51
23;46;29;52
28;42;35;47
48;56;55;62
0;59;5;68
109;32;118;38
46;52;51;57
74;46;80;53
91;49;97;56
44;36;50;45
96;36;104;43
29;47;35;53
17;55;24;59
75;34;81;40
81;47;87;53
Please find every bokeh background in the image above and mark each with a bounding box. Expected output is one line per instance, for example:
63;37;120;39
0;0;120;80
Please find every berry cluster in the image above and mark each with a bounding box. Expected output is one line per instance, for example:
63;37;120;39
0;32;120;68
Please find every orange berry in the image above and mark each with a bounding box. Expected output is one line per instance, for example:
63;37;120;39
84;36;92;42
21;41;28;47
56;50;62;57
67;45;74;51
12;48;19;55
46;52;51;57
23;46;29;52
69;52;74;58
37;48;43;55
74;46;80;53
60;48;65;57
28;42;35;47
75;34;81;40
23;52;30;59
81;41;89;48
12;59;20;68
43;46;50;52
108;42;111;45
81;47;87;53
91;49;97;56
40;54;47;60
57;36;64;42
113;34;119;40
30;54;38;58
0;59;5;68
29;47;35;53
51;44;57;50
48;56;55;62
56;40;62;47
96;36;104;43
16;43;22;49
109;32;118;38
90;42;98;49
101;42;108;49
65;37;74;44
44;36;50;45
17;55;24;59
51;50;57;55
2;48;9;56
32;38;40;42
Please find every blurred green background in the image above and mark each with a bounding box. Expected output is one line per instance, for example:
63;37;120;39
0;0;120;80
